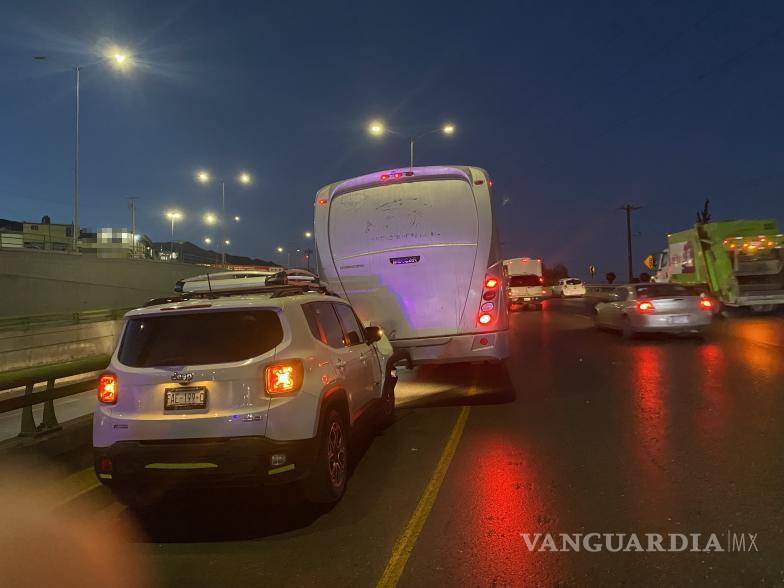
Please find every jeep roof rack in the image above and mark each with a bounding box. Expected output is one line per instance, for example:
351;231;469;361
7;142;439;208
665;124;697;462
142;283;339;308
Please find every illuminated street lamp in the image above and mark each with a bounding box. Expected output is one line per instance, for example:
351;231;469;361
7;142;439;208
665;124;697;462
368;120;385;137
165;210;182;262
304;231;312;238
203;212;217;225
367;120;456;169
204;237;212;245
196;170;252;264
34;44;135;250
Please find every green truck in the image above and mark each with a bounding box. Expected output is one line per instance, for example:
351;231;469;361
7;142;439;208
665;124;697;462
654;219;784;312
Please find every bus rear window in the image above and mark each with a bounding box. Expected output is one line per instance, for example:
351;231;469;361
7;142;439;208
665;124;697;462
118;310;283;367
509;275;542;287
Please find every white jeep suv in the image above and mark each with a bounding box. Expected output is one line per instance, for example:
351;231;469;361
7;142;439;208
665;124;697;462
93;287;396;505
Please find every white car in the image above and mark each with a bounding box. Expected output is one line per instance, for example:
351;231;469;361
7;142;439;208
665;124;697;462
553;278;586;298
93;286;396;506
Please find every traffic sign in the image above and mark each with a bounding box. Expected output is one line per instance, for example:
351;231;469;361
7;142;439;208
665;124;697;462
588;264;596;278
643;255;655;270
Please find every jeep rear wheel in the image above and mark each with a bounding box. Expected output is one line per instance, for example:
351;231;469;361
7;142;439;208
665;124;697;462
303;408;348;504
379;365;397;426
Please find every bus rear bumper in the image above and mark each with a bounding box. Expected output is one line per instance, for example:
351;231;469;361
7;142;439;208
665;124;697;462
391;330;509;366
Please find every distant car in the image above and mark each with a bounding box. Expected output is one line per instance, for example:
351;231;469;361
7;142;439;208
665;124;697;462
93;285;396;507
593;283;714;338
553;278;586;298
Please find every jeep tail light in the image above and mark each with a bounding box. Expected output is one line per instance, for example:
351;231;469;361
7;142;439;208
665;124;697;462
478;312;493;325
699;298;714;311
265;360;304;395
485;277;498;289
636;301;655;314
483;290;497;300
98;374;118;404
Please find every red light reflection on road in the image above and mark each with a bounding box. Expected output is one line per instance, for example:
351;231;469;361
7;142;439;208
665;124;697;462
450;434;554;585
629;345;673;523
694;343;730;446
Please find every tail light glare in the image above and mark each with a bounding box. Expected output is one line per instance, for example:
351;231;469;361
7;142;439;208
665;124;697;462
265;360;304;395
478;313;493;325
699;298;714;311
98;374;118;404
637;301;655;314
480;302;495;312
484;277;499;289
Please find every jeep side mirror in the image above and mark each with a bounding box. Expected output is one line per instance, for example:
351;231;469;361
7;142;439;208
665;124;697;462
364;325;383;343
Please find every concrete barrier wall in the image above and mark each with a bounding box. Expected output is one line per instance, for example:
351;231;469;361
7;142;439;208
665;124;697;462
0;319;121;373
0;248;205;317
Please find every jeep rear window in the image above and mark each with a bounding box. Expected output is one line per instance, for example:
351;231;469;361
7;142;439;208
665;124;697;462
118;310;283;367
509;275;541;287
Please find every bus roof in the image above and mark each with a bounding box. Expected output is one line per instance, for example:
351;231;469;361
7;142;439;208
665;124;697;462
320;165;486;201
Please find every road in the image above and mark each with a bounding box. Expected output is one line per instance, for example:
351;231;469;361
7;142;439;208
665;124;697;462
23;299;784;585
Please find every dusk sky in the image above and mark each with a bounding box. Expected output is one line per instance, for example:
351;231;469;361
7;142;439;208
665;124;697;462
2;0;784;276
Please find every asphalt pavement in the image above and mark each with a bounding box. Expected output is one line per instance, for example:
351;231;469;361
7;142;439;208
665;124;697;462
15;299;784;586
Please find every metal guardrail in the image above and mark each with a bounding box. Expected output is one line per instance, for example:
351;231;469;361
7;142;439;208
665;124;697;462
0;307;133;332
0;355;109;437
584;283;618;301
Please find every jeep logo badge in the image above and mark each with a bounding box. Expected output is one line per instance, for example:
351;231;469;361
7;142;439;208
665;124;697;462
171;372;194;383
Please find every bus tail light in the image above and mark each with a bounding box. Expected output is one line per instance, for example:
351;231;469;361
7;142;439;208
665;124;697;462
478;272;502;326
478;313;493;325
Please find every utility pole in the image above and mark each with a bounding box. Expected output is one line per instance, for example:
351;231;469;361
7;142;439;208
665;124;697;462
618;204;643;283
127;197;138;255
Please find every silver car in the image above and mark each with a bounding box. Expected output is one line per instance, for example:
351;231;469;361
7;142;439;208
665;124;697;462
594;283;714;338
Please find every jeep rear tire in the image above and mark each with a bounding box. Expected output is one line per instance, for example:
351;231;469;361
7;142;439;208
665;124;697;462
303;408;348;504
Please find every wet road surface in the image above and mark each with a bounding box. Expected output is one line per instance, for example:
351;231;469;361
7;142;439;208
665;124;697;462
49;299;784;586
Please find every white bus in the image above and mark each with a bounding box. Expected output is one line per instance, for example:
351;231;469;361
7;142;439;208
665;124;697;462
314;165;509;366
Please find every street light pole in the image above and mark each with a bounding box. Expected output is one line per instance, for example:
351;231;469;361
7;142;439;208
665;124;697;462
220;180;226;265
409;136;415;169
170;216;176;262
73;65;80;251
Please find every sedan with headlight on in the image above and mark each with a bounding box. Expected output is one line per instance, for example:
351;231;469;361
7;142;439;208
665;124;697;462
593;283;713;338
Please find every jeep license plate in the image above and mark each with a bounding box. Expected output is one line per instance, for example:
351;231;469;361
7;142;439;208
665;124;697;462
164;387;207;410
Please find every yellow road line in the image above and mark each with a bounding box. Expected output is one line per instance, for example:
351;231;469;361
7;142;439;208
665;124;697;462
52;467;100;508
376;405;471;588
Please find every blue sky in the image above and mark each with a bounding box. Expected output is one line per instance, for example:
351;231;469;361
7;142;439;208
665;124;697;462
1;0;783;275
